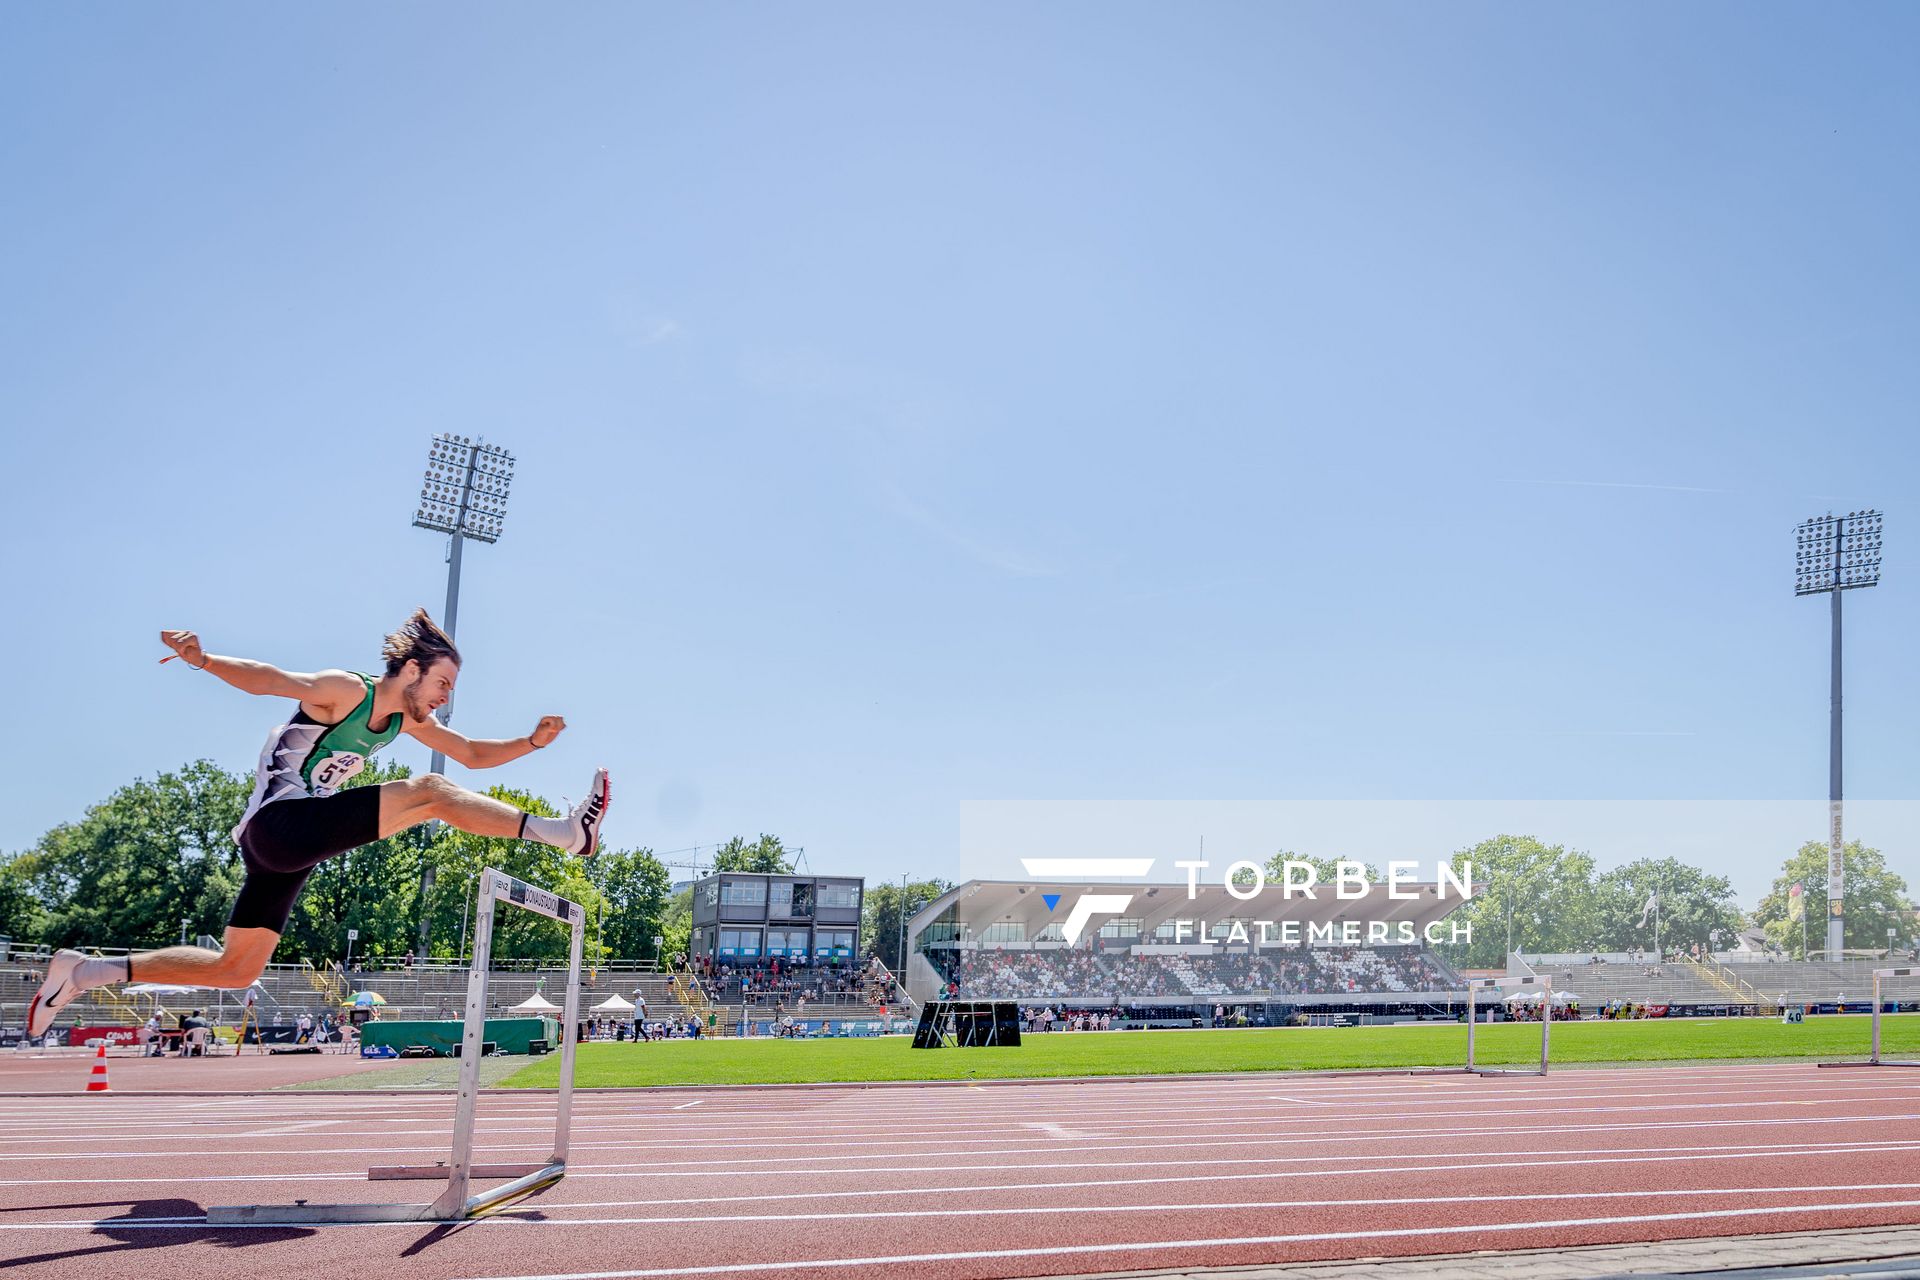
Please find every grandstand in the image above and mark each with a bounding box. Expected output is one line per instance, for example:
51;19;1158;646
904;877;1475;1016
0;951;721;1046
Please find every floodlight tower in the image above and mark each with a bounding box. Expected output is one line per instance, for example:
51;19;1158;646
1795;510;1883;959
412;434;515;951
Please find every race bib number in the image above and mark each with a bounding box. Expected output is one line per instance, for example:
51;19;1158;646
309;751;366;793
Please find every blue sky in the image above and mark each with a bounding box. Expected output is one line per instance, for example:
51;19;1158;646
3;6;1916;905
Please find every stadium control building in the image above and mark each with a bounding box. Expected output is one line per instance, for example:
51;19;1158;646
903;877;1482;1022
687;871;865;963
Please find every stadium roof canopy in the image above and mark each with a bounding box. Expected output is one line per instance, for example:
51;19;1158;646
909;877;1479;944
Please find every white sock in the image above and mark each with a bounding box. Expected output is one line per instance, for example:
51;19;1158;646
74;957;132;991
520;812;575;851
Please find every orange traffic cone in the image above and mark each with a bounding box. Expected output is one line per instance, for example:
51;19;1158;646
85;1043;111;1093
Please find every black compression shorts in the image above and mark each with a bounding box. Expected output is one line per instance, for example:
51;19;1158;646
229;787;383;933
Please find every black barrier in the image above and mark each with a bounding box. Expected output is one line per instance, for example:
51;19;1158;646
911;1001;1021;1048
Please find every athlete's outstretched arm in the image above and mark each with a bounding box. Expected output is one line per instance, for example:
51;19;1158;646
160;630;360;710
405;713;567;769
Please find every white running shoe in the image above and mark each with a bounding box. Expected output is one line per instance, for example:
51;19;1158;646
566;768;610;858
26;949;88;1038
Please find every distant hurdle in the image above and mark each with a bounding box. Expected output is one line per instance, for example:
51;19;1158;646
1817;966;1920;1070
1408;974;1558;1077
210;868;585;1224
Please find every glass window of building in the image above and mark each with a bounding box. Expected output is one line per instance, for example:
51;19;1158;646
721;879;768;907
789;883;815;916
979;921;1025;945
816;930;854;957
701;881;719;909
768;883;793;913
1098;918;1142;939
719;928;763;957
817;883;858;910
1034;922;1064;943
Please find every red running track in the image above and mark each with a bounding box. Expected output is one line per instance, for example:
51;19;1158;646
1;1062;1918;1279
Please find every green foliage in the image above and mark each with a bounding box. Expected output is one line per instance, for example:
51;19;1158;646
711;834;792;874
1260;851;1383;887
1431;835;1597;968
860;878;952;966
587;847;673;961
1752;840;1915;957
416;786;608;962
721;835;790;873
1588;857;1744;955
5;759;249;950
657;885;693;963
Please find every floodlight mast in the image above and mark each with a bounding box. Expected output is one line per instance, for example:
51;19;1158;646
1795;510;1883;959
412;434;516;952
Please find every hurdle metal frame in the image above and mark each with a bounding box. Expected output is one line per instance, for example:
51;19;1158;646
209;868;585;1224
1471;974;1556;1075
1817;966;1920;1070
1399;974;1558;1077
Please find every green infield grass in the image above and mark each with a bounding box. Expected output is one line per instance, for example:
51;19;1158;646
499;1013;1920;1089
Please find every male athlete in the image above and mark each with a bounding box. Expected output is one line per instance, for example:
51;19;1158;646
26;608;610;1036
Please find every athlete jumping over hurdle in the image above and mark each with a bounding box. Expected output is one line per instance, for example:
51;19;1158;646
26;609;610;1037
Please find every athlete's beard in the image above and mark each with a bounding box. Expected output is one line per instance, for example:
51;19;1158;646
403;676;434;722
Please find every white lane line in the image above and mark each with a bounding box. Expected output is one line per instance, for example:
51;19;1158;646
5;1083;1913;1141
520;1178;1920;1221
3;1107;1917;1165
10;1184;1920;1232
459;1200;1920;1275
1021;1123;1109;1140
9;1136;1911;1192
242;1119;342;1138
3;1143;1920;1189
0;1105;1912;1166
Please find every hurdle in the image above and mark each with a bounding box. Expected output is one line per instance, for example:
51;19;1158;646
1397;974;1558;1077
1448;975;1558;1076
1817;966;1920;1070
209;868;585;1224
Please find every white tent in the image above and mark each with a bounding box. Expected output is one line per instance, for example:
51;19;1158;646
510;992;561;1013
591;993;635;1013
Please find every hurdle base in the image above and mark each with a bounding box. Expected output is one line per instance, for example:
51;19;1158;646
207;1201;440;1225
1817;1060;1920;1069
462;1162;566;1218
370;1162;547;1181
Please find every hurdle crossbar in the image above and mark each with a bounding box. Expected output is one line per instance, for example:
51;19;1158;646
208;868;585;1224
1817;966;1920;1070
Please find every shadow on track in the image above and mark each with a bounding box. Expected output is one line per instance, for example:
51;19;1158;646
0;1198;313;1267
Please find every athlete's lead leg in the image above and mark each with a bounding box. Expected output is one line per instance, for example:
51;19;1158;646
376;769;609;857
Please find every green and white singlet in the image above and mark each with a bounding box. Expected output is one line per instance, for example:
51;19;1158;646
232;673;404;842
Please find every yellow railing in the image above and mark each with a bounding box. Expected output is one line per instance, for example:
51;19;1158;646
1684;956;1777;1014
301;961;346;1006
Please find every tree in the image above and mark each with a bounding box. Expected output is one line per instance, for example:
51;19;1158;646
711;834;792;874
0;853;47;943
1588;857;1743;956
1752;840;1915;958
657;885;693;964
416;785;607;962
281;760;424;966
861;878;952;968
1429;835;1596;969
14;760;250;950
588;847;673;962
1259;851;1382;888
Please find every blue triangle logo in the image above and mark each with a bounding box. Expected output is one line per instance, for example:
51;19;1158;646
1042;894;1061;911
